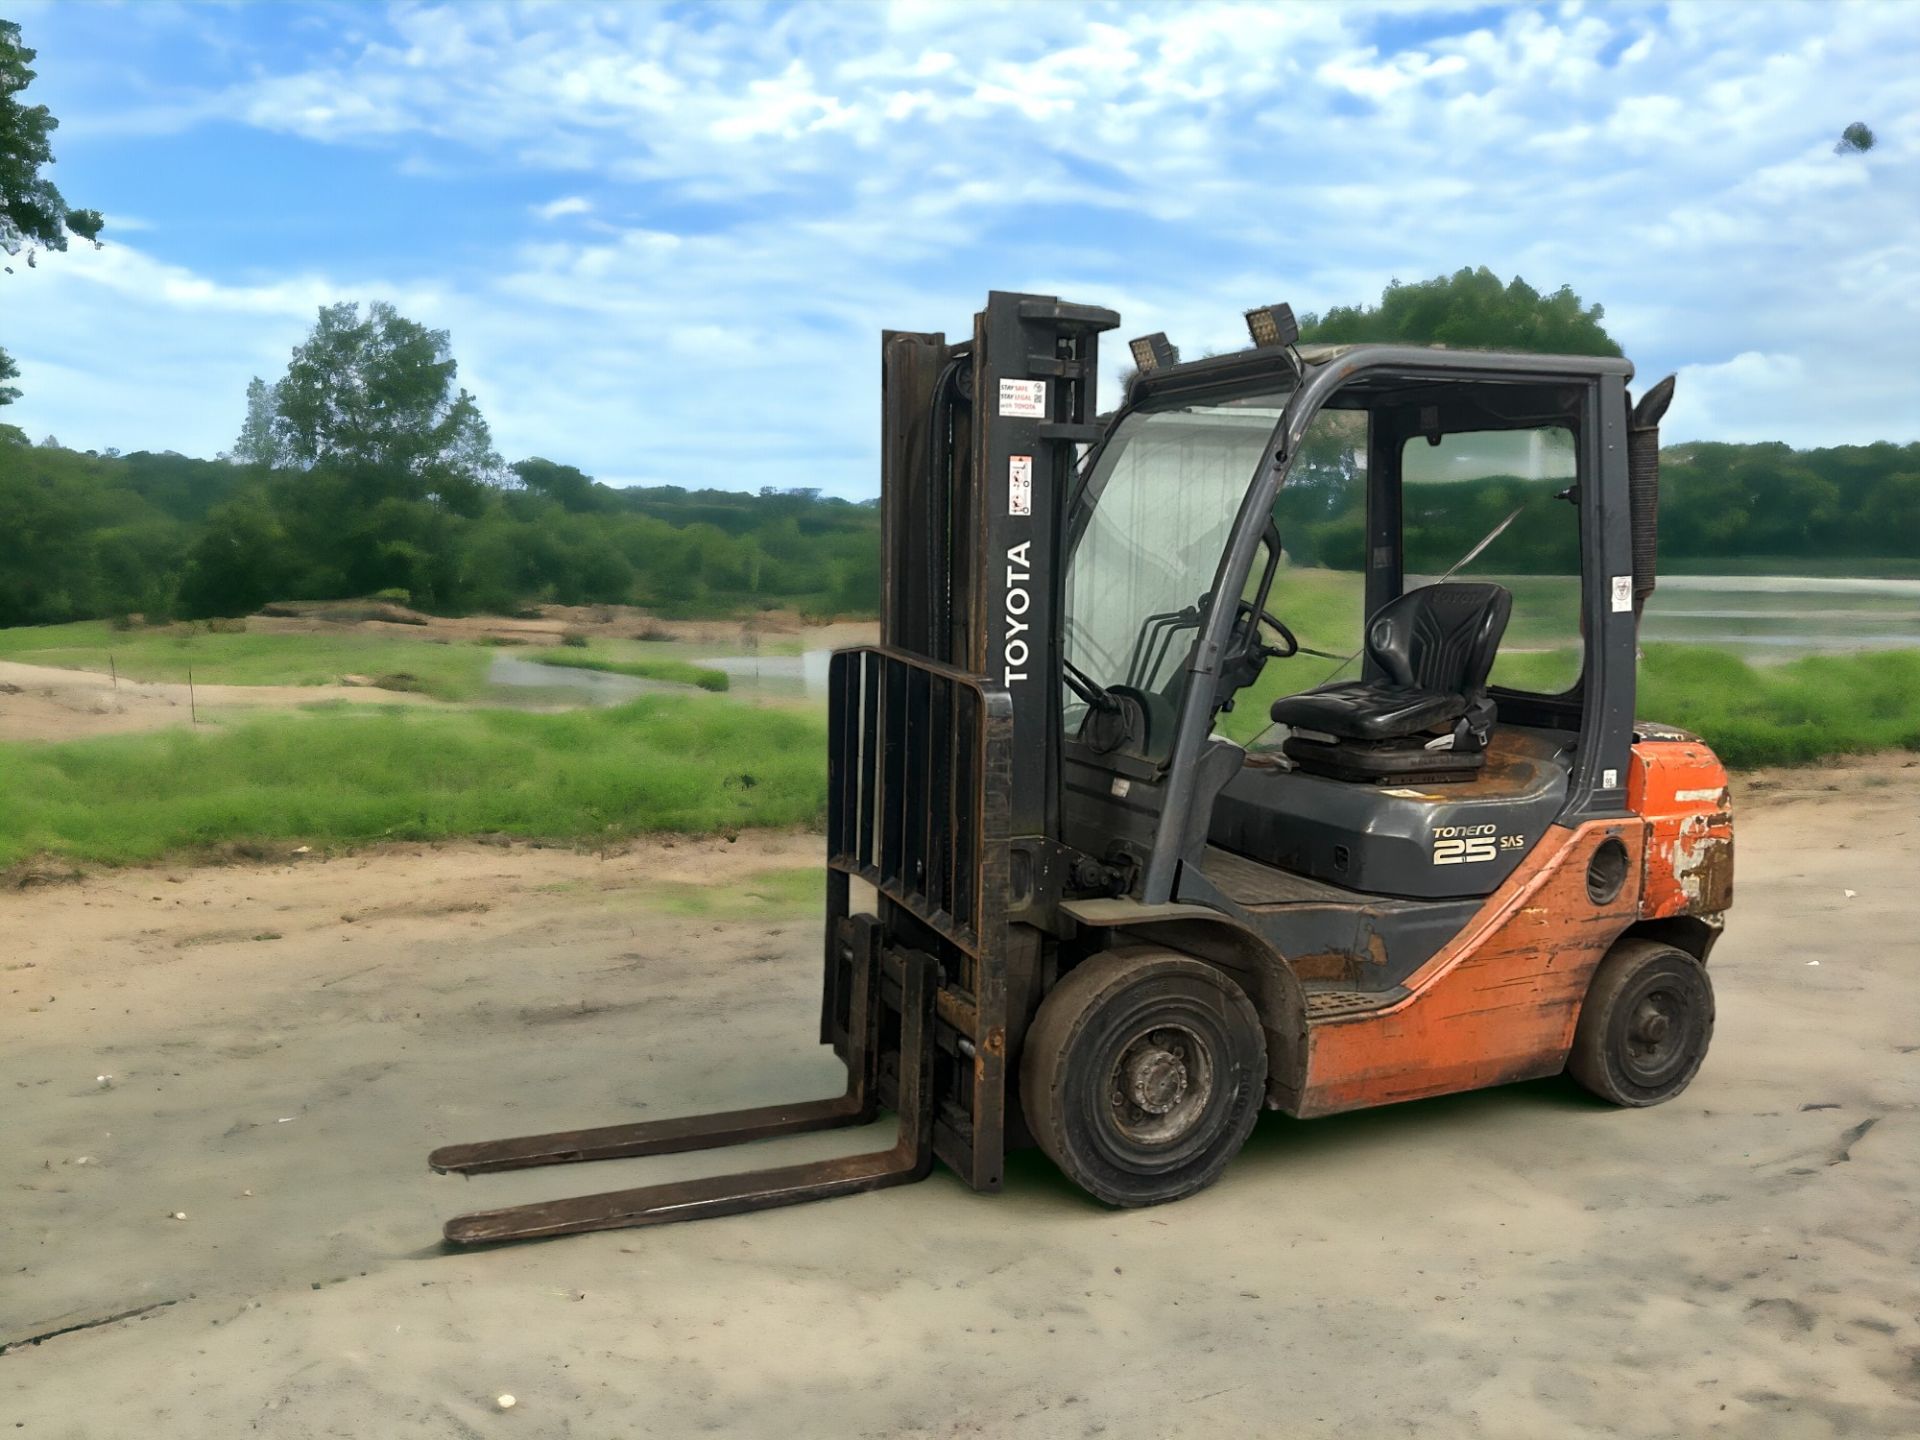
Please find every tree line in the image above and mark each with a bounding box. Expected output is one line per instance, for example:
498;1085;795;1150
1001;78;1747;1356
0;300;881;628
4;17;1912;626
3;272;1916;631
7;419;1916;630
0;428;881;628
1276;437;1920;576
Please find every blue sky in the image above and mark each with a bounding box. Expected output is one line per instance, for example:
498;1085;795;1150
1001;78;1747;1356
5;0;1917;497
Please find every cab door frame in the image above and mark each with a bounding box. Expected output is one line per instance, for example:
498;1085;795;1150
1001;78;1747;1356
1138;349;1639;904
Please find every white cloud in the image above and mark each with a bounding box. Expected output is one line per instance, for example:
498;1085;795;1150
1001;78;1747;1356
1667;351;1807;444
532;195;592;221
7;0;1920;491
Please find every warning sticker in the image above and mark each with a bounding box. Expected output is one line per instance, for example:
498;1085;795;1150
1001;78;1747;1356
1611;575;1634;612
1008;456;1032;516
998;379;1047;418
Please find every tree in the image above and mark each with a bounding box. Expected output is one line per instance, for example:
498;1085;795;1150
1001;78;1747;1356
1;18;104;407
1;19;101;265
1835;122;1876;155
238;302;505;605
176;490;293;619
231;376;283;468
269;301;502;512
1299;267;1620;356
511;456;604;512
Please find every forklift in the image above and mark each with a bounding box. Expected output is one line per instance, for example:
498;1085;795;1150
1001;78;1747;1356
429;293;1734;1244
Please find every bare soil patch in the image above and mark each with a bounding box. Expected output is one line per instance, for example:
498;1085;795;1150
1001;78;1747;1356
0;660;441;743
3;770;1916;1437
0;605;879;744
247;599;876;653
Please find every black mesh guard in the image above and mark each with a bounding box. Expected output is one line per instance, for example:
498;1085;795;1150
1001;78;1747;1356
1628;374;1677;613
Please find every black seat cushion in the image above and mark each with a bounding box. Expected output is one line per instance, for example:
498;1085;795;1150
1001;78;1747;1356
1267;680;1464;741
1270;582;1512;744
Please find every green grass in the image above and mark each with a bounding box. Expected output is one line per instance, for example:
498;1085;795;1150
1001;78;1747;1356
0;697;827;866
1224;570;1583;743
1657;555;1920;579
1222;639;1920;769
1636;645;1920;768
528;648;731;692
6;612;1918;868
640;866;823;918
0;620;491;701
1268;566;1589;653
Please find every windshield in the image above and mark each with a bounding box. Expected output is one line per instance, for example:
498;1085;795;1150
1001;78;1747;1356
1062;389;1291;747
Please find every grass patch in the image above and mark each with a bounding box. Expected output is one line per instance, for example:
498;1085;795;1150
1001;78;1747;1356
0;698;826;866
1221;640;1920;769
529;648;731;692
1636;645;1920;767
1657;555;1920;579
0;620;490;701
642;866;823;919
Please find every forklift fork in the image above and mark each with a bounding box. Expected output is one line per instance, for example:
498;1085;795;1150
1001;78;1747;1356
429;944;938;1246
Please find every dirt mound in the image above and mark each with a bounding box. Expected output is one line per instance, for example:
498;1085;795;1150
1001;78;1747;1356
256;599;431;626
243;599;875;652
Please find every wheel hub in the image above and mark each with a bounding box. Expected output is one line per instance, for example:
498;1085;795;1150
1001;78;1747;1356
1104;1027;1213;1149
1125;1047;1189;1115
1619;983;1696;1087
1631;1001;1672;1047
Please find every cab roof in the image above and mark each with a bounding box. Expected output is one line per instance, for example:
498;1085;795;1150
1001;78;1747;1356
1128;341;1634;409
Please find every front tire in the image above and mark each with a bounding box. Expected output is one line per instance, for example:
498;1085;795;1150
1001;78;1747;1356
1569;940;1714;1106
1020;950;1265;1207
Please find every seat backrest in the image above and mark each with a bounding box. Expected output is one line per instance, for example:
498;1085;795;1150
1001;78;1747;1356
1364;582;1513;696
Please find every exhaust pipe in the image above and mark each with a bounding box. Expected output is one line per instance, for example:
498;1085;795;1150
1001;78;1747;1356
1628;374;1675;619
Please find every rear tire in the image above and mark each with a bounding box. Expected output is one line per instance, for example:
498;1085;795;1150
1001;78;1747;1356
1569;941;1714;1106
1020;950;1265;1207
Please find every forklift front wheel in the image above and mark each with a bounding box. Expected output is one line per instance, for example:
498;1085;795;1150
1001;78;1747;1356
1568;940;1715;1107
1020;950;1265;1208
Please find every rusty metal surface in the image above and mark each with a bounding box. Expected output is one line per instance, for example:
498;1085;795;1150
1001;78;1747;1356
1302;988;1404;1018
1628;738;1735;918
1297;820;1647;1116
428;1095;876;1178
431;931;937;1246
1471;729;1560;796
825;644;1014;1193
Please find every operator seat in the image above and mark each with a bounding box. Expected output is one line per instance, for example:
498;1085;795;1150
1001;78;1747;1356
1270;582;1512;784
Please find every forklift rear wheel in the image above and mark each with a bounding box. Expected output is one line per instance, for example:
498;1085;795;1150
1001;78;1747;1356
1568;941;1714;1107
1021;950;1265;1208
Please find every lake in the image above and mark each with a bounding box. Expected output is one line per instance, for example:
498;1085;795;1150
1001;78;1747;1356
1641;575;1920;655
486;574;1918;710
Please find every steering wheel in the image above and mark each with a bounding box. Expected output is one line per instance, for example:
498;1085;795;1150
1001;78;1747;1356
1235;599;1300;660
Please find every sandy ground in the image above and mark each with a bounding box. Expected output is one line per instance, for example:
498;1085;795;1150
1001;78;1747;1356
0;661;445;743
3;763;1917;1438
246;600;877;655
0;612;879;743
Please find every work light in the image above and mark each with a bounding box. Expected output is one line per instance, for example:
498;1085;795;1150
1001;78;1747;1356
1244;303;1298;349
1128;333;1179;374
